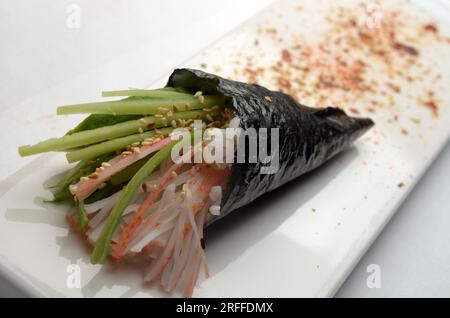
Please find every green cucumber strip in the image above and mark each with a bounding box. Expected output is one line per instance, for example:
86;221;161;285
52;160;87;191
67;114;141;135
57;95;224;115
65;127;173;163
18;110;209;157
78;200;89;230
110;157;148;186
84;183;119;204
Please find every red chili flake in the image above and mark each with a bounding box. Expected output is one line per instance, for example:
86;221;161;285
424;24;438;33
281;49;292;63
147;123;155;129
358;31;373;44
349;108;360;114
277;77;291;90
424;100;438;117
386;83;401;93
392;42;419;56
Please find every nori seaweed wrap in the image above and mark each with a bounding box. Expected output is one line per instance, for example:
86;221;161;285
18;68;374;297
167;68;374;221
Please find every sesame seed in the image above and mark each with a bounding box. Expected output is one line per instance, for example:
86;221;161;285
122;151;132;156
89;173;99;179
98;182;107;189
194;91;203;97
132;147;140;154
80;176;89;182
101;162;111;168
212;105;221;110
166;110;173;117
175;119;182;127
161;118;168;126
141;141;152;146
158;107;169;113
171;171;178;178
69;185;78;193
171;120;178;128
155;128;162;135
154;114;163;118
202;107;213;112
198;95;205;104
139;118;147;124
172;105;179;112
184;103;191;111
138;127;144;134
264;96;272;102
206;114;214;122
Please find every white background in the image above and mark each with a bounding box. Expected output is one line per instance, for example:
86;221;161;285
0;0;449;297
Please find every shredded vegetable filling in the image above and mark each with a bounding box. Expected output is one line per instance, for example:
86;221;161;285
67;133;232;297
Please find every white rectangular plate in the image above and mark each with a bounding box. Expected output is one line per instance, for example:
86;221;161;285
1;0;450;297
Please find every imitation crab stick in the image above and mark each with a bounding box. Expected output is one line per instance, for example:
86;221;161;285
71;136;174;201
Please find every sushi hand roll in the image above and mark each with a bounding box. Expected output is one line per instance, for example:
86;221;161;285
18;69;374;297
